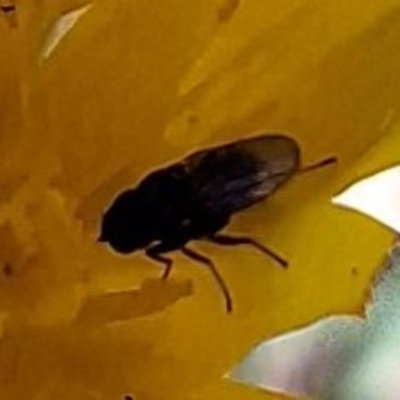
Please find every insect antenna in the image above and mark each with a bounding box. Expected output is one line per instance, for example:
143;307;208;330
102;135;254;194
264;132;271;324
297;156;337;174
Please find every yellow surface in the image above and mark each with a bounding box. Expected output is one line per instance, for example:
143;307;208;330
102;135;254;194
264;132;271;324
0;1;400;399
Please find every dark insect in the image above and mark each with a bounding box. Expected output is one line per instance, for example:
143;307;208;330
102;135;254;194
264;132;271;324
98;134;337;312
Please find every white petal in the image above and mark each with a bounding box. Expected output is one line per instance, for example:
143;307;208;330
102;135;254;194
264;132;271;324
227;316;363;397
332;166;400;234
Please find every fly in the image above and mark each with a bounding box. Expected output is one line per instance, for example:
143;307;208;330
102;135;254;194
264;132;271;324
98;134;337;312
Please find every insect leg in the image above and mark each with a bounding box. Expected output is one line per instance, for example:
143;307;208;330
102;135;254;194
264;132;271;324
181;246;233;313
207;234;288;268
145;245;174;280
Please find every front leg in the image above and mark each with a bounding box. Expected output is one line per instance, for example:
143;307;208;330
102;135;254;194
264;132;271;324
145;242;176;280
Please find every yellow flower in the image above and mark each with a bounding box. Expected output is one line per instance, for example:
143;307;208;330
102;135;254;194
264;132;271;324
0;1;399;399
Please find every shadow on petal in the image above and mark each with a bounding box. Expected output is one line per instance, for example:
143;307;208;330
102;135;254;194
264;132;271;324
75;278;193;328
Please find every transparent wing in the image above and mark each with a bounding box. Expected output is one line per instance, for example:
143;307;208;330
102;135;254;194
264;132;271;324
184;134;300;215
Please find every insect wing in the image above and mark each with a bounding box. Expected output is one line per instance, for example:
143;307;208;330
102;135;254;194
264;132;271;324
184;134;300;214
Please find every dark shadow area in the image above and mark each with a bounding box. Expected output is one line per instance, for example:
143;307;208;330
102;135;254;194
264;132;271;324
217;0;240;23
75;278;193;328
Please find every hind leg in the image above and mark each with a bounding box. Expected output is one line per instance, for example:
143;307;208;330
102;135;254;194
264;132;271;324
180;246;233;313
207;233;288;267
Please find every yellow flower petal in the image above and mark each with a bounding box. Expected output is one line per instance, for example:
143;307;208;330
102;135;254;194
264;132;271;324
0;1;399;399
